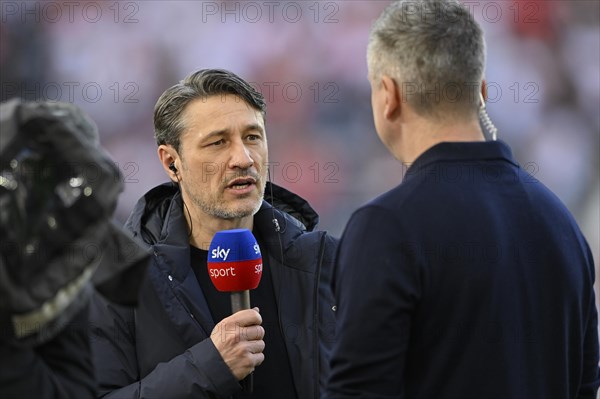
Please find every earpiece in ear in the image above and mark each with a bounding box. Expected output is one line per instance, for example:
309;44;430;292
478;92;486;109
169;162;177;173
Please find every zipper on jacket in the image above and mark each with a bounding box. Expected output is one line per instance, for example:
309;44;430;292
312;232;327;399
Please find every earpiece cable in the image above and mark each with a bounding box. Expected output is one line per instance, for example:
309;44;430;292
479;92;498;141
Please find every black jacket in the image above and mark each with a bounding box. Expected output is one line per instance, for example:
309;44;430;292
0;305;96;399
90;182;337;399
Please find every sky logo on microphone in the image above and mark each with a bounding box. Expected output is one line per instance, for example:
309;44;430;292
211;246;231;261
208;229;263;292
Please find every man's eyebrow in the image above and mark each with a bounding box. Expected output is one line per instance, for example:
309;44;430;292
200;124;264;142
243;123;264;133
201;130;227;141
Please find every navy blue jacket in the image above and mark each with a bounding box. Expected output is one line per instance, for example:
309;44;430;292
90;182;337;399
326;141;599;398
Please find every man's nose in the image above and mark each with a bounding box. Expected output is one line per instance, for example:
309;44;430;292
229;141;254;169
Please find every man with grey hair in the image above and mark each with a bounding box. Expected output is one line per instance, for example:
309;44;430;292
325;1;599;398
90;69;337;399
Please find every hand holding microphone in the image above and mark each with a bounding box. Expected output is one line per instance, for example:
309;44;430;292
207;229;263;392
210;309;265;381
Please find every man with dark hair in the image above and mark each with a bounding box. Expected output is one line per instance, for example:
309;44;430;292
325;1;600;398
90;69;337;399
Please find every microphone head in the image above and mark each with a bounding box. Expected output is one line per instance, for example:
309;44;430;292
207;229;263;292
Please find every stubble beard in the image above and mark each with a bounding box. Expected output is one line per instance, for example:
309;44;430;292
188;179;266;220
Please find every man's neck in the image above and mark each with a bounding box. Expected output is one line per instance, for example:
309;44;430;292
396;117;485;164
186;210;254;250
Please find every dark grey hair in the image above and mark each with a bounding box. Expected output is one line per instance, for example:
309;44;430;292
367;0;486;118
154;69;266;152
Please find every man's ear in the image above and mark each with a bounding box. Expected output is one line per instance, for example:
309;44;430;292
157;145;180;183
381;75;400;120
481;79;488;103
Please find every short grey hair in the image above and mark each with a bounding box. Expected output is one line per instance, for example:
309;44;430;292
367;0;486;118
154;69;266;152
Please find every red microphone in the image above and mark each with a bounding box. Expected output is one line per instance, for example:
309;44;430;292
208;229;263;392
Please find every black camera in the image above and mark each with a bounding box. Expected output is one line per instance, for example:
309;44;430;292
0;99;148;347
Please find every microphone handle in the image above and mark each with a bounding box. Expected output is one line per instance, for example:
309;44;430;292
230;291;251;313
230;290;253;393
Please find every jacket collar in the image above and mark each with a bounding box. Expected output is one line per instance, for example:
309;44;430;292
404;140;518;182
126;182;319;282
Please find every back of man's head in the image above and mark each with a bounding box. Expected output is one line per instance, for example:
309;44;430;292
367;0;486;120
153;69;266;153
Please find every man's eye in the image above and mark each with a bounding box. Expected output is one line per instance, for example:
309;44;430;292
211;139;225;146
247;135;260;141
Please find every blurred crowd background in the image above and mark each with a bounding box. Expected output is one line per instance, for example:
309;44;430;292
2;0;598;301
